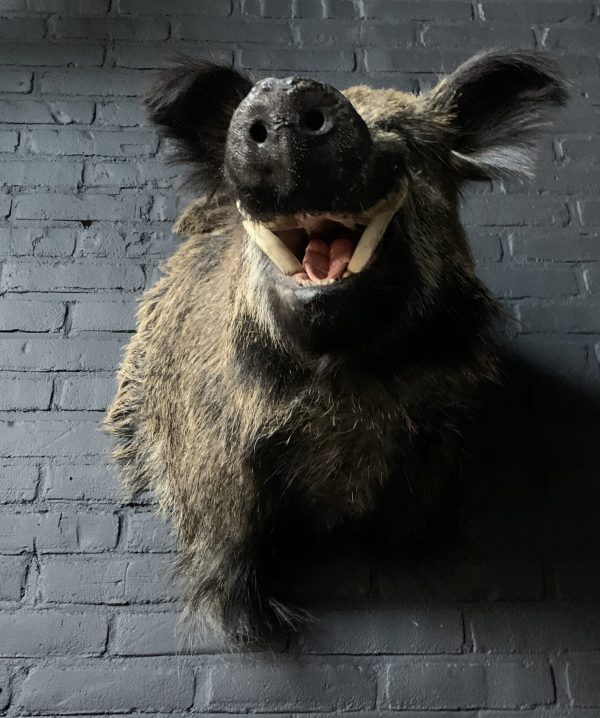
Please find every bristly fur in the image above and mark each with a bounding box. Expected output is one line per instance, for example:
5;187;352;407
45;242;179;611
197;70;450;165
105;49;567;646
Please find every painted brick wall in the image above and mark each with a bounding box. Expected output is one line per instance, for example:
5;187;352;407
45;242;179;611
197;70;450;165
0;0;598;715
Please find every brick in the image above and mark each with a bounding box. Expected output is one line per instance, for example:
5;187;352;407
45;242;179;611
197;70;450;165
481;0;592;22
469;230;503;261
545;27;600;53
55;375;116;410
22;129;158;157
376;558;544;601
0;99;94;124
41;462;120;502
0;70;32;93
0;464;38;503
463;196;570;227
12;194;139;221
114;611;220;655
0;129;18;151
365;48;470;73
422;24;535;49
0;511;118;553
202;658;377;712
84;160;178;189
118;0;231;12
477;264;578;299
567;660;600;706
296;609;463;654
508;229;600;261
471;607;600;653
172;17;292;43
0;299;64;331
519;301;600;333
0;337;125;370
40;556;118;604
124;511;176;552
70;300;137;331
296;18;360;45
41;555;177;604
95;99;148;126
0;555;27;600
40;69;144;96
0;420;109;457
125;555;179;603
0;612;107;656
561;135;600;165
240;47;355;72
243;0;296;15
515;336;588;376
19;665;194;713
0;227;77;257
0;376;53;410
112;43;233;69
0;43;104;67
28;0;110;9
49;16;170;41
363;0;471;19
0;17;45;40
578;200;600;226
1;160;83;188
1;260;144;291
385;659;554;709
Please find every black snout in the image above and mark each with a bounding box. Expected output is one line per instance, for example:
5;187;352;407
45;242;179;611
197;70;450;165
225;77;375;217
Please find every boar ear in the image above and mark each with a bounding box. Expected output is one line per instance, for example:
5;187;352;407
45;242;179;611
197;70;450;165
427;50;567;180
144;58;253;195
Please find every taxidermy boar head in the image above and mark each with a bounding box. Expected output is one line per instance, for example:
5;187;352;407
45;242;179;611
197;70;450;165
106;50;566;645
145;50;566;354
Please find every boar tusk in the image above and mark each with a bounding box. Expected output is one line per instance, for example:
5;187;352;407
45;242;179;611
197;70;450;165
242;220;304;276
346;178;408;275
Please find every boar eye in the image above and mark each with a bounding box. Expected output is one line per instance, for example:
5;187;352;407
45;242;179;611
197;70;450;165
249;120;268;144
302;109;325;133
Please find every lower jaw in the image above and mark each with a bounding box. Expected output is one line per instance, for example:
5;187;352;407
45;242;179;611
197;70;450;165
238;178;408;288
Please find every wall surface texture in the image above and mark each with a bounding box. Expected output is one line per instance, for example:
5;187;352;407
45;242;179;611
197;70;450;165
0;0;599;715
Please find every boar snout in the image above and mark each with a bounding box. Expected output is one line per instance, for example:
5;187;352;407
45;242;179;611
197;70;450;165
225;77;373;217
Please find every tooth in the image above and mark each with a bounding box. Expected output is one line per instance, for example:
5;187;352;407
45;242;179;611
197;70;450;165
242;220;303;276
346;178;408;275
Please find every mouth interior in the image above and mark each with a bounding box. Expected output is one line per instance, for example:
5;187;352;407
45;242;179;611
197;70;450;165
238;180;408;287
273;215;365;285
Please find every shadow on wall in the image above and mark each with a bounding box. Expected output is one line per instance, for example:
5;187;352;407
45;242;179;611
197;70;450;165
271;351;600;622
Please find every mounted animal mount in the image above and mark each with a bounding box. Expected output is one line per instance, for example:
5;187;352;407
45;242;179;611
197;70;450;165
105;50;566;645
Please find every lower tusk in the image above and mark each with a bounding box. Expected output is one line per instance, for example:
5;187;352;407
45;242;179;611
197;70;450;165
346;178;408;274
242;220;303;276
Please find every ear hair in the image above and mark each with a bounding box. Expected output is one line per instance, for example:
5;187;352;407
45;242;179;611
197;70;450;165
427;49;568;180
144;57;253;196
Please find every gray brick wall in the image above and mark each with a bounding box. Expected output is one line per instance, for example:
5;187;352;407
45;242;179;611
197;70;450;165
0;0;598;715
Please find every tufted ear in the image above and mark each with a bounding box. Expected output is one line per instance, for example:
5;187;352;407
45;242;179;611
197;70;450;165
145;58;253;195
427;49;568;181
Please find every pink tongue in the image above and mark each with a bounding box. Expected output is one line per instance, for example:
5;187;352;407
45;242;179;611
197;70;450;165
299;237;354;281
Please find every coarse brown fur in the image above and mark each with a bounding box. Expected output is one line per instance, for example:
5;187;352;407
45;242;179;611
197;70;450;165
105;50;567;645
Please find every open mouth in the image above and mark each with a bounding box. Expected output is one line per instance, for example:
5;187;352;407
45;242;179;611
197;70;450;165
237;179;408;287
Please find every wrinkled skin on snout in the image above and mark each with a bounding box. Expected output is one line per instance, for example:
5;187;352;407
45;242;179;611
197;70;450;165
106;51;567;645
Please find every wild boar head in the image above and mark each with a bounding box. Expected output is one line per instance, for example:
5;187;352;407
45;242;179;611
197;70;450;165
145;51;566;355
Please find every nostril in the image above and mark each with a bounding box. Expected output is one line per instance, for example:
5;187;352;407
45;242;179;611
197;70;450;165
302;109;326;132
249;120;268;143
